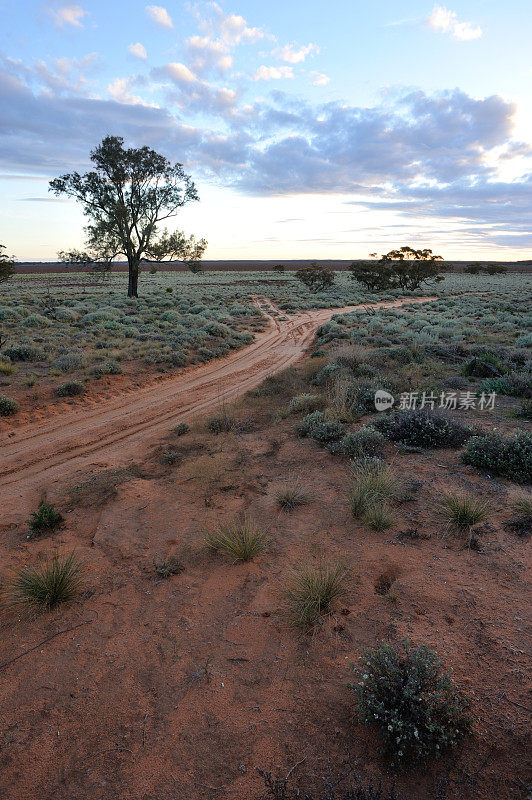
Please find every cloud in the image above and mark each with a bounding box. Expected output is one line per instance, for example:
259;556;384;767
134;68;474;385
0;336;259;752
107;77;156;107
309;71;330;87
166;62;197;84
160;62;240;116
128;43;147;60
253;65;294;81
145;5;173;29
276;43;319;64
5;53;100;96
49;5;87;28
428;4;482;41
183;5;264;77
186;36;232;75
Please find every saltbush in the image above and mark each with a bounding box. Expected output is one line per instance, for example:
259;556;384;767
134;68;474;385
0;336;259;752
333;426;385;459
287;393;325;414
295;411;345;444
462;429;532;484
55;381;85;398
350;640;471;764
374;409;473;449
3;344;45;362
0;395;19;416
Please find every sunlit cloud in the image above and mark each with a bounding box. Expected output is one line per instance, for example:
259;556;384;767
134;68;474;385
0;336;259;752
252;65;294;81
428;4;482;41
128;42;147;60
309;71;330;87
145;5;173;29
49;4;87;28
275;42;319;64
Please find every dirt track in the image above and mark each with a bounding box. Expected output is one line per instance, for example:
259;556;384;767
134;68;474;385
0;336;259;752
0;297;435;518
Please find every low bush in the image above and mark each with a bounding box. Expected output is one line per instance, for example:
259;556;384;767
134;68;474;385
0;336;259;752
172;422;190;436
0;395;19;416
287;393;325;414
54;353;83;372
153;556;185;579
507;496;532;537
205;518;268;561
295;411;345;444
311;363;342;386
2;344;45;362
350;640;471;764
515;399;532;420
8;552;84;610
0;361;14;375
440;492;489;531
206;408;235;433
333;426;385;459
462;429;532;484
283;562;348;628
55;381;85;398
374;409;473;449
27;500;64;535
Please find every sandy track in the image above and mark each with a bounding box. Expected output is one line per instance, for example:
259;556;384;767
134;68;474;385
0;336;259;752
0;296;435;517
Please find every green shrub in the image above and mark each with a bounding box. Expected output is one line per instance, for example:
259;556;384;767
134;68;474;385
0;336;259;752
27;500;64;535
478;376;512;395
283;562;348;628
205;518;268;561
3;344;45;362
154;556;185;578
333;426;385;459
287;393;325;414
374;410;473;449
54;353;83;372
172;422;190;436
295;411;345;444
462;429;532;484
8;552;84;610
515;399;532;420
0;395;19;416
55;381;84;397
311;363;342;386
350;640;471;764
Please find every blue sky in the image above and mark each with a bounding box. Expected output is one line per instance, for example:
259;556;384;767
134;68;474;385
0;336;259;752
1;0;531;260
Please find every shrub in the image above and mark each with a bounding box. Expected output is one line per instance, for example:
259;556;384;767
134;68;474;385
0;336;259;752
440;492;489;531
91;359;123;378
478;376;512;395
205;518;268;562
27;500;64;535
374;409;472;449
295;411;345;444
54;353;83;372
0;395;19;416
287;393;325;414
274;480;311;512
8;552;84;610
55;381;85;397
172;422;190;436
312;363;342;386
283;562;348;628
462;429;532;484
463;356;501;378
515;399;532;420
350;640;471;764
507;496;532;537
154;556;185;579
3;344;45;362
334;427;385;459
0;361;14;375
206;408;234;433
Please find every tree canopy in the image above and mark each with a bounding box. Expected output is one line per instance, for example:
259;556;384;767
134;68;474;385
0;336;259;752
0;244;15;284
295;262;335;293
49;136;207;297
350;246;444;291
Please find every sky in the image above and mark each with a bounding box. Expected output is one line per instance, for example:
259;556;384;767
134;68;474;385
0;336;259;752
1;0;531;261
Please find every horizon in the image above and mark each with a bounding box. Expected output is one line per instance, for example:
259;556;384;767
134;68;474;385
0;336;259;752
1;1;531;261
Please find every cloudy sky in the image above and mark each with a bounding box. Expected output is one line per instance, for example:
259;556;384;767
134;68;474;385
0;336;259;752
1;0;531;261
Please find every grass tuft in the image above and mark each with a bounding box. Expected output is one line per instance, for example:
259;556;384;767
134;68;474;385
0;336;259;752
440;492;489;531
349;462;403;530
205;517;268;562
283;562;348;628
274;480;311;512
8;552;84;610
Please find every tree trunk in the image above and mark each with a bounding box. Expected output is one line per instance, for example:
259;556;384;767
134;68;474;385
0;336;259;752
127;257;139;298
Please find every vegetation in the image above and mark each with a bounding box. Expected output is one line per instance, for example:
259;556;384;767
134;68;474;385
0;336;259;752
205;517;268;561
0;394;19;416
256;768;400;800
350;640;471;763
283;562;348;627
374;409;473;449
172;422;190;436
0;244;15;284
49;136;207;297
27;500;64;535
463;429;532;484
295;263;335;293
54;380;85;397
349;462;403;530
350;247;444;292
153;556;185;579
274;480;311;512
440;492;489;531
8;552;84;610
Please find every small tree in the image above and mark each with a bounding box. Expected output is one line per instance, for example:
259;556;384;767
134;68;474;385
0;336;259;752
0;244;15;284
272;263;285;273
295;262;335;293
50;136;207;297
350;246;444;292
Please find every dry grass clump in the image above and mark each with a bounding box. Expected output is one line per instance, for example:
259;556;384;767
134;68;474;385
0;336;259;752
283;562;348;628
273;479;312;512
8;552;84;610
440;492;489;532
349;461;404;531
204;517;268;562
